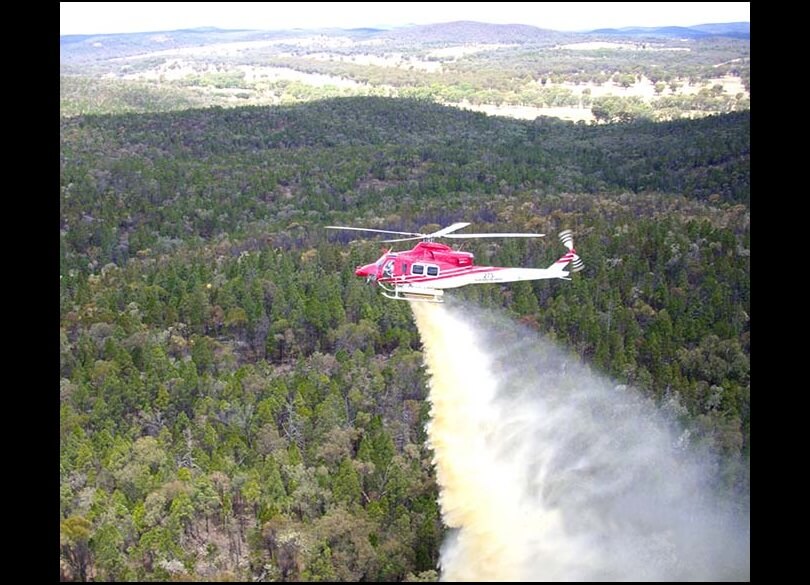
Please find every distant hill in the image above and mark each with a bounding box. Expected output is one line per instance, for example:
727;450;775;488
345;27;387;35
689;22;750;39
377;20;571;44
60;27;310;63
61;20;749;65
589;22;749;40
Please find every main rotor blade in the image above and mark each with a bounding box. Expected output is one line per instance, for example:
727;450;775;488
325;226;426;237
381;236;429;243
428;222;472;238
444;233;545;238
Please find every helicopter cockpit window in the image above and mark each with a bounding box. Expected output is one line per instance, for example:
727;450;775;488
412;264;424;275
383;260;395;277
427;266;439;277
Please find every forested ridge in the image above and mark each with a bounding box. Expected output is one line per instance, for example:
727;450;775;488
60;97;749;581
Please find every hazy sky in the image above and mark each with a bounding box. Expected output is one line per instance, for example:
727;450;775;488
60;2;750;36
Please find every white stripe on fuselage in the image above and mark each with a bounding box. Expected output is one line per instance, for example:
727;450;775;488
380;266;567;289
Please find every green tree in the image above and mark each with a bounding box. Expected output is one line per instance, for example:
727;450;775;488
332;458;362;506
61;515;93;582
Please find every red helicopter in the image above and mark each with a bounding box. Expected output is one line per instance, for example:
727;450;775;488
327;222;583;302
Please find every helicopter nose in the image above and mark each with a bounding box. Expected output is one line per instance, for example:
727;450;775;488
355;263;377;280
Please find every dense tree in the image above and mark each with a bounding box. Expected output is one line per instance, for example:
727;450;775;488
60;97;748;580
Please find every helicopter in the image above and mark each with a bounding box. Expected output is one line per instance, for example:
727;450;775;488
326;222;583;303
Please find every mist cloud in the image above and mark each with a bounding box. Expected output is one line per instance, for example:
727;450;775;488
412;299;749;581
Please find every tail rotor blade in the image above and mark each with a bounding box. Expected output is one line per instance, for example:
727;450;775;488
570;254;585;272
559;229;575;251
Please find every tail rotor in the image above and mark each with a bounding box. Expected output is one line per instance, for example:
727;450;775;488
558;230;584;273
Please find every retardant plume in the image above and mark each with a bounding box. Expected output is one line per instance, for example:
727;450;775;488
411;300;749;581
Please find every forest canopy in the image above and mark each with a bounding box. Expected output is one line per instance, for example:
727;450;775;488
60;97;749;581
